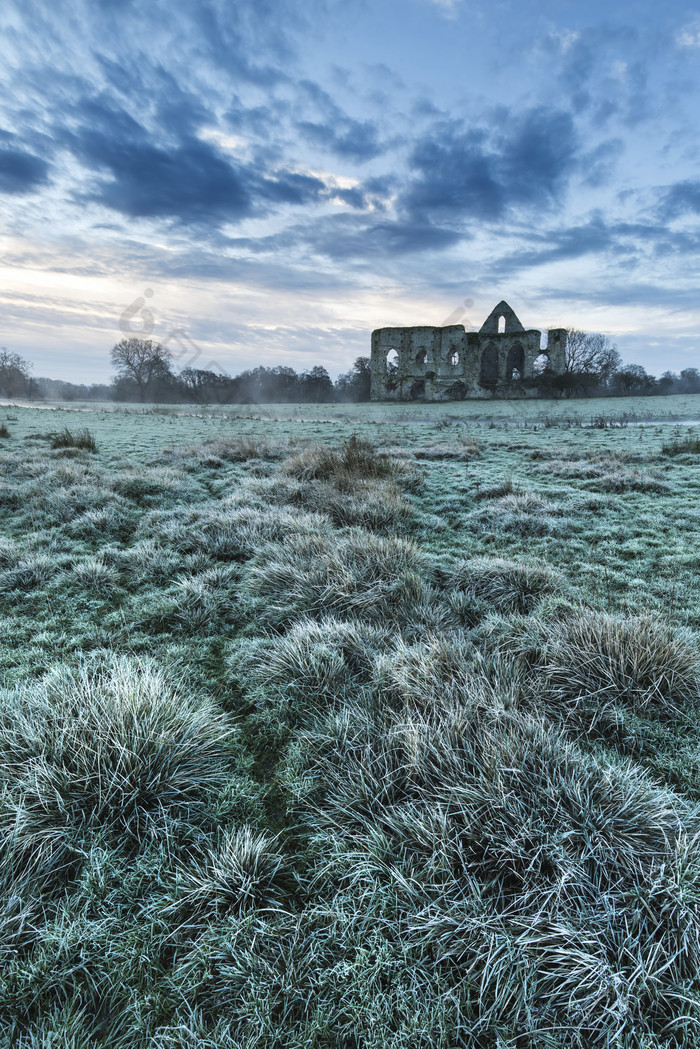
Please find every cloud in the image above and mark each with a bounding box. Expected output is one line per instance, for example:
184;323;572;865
401;107;578;222
0;146;50;194
296;118;383;162
677;23;700;48
229;211;464;261
659;180;700;218
59;94;331;225
295;79;386;162
540;24;652;128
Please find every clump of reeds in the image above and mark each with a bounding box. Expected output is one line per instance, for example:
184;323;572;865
661;433;700;456
50;427;98;452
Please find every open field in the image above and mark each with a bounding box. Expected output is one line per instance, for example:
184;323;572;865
2;395;700;1046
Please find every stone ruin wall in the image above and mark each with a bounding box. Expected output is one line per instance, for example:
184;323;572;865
370;301;567;401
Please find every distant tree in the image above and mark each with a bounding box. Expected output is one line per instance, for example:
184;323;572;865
564;330;622;394
679;368;700;394
179;367;231;403
300;365;335;403
612;364;654;396
657;370;678;395
270;366;301;403
335;357;372;402
0;348;33;398
110;338;173;401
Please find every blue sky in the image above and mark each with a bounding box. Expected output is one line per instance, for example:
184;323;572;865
1;0;699;382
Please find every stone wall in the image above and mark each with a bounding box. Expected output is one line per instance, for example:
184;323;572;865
370;300;567;401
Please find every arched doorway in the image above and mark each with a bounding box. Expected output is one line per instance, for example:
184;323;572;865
507;343;524;380
409;379;426;400
480;342;499;387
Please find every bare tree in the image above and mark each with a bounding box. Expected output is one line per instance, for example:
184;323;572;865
0;348;33;398
566;329;622;388
110;338;173;401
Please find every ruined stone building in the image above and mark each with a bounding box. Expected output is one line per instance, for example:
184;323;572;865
370;300;567;401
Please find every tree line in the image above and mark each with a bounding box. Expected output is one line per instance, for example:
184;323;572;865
0;332;698;403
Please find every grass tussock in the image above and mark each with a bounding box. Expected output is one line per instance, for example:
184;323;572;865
164;436;287;466
545;610;700;716
283;434;420;489
662;432;700;456
142;503;331;562
538;457;668;493
229;616;394;718
0;658;238;870
172;827;286;919
246;529;432;625
293;695;700;1045
49;427;98;452
442;555;564;613
412;440;479;460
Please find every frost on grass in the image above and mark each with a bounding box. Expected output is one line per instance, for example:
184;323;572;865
3;420;700;1046
0;657;238;891
292;697;700;1044
246;530;433;626
544;610;700;716
441;555;565;613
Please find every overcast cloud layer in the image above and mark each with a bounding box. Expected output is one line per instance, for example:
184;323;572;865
1;0;699;381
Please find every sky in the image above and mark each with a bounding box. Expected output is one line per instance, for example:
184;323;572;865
1;0;700;384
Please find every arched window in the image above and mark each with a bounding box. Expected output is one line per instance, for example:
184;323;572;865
480;342;499;387
415;347;427;366
450;349;460;366
386;348;399;373
507;343;524;381
498;315;506;333
533;352;550;375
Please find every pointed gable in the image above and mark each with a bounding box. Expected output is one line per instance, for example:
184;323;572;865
479;300;525;334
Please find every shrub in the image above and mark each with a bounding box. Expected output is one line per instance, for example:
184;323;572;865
50;428;98;452
0;423;9;439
